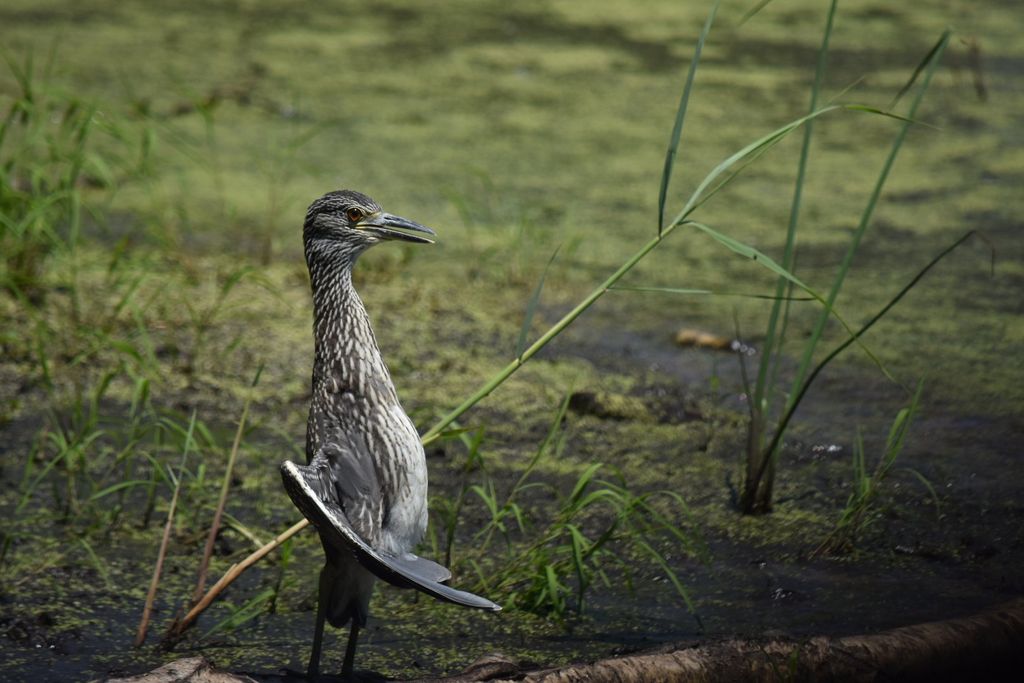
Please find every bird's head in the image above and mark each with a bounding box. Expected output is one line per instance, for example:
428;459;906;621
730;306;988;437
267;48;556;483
303;190;436;261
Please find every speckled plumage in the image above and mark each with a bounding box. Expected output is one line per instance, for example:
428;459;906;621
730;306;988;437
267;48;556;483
280;190;497;680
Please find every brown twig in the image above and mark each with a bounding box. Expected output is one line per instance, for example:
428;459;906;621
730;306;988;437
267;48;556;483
170;518;309;637
189;366;262;609
135;413;196;647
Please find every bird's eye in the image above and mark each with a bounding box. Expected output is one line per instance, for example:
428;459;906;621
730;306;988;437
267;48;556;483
346;207;365;222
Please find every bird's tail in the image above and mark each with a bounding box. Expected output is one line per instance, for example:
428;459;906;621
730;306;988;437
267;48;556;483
281;460;501;612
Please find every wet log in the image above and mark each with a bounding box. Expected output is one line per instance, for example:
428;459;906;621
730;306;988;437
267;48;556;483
479;598;1024;683
101;656;256;682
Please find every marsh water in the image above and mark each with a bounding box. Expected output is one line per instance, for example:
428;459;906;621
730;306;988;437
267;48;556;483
1;1;1022;680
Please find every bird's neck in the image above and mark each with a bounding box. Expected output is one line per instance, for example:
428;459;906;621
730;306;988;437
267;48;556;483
307;250;380;359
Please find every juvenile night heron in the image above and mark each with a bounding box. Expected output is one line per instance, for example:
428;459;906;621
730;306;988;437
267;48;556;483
281;190;499;681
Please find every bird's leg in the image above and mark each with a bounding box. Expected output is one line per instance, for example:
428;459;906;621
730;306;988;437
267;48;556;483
307;567;329;681
341;620;360;680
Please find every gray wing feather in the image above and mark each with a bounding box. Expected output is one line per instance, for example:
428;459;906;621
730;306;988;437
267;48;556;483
299;439;383;542
320;441;377;500
281;460;500;612
395;553;452;584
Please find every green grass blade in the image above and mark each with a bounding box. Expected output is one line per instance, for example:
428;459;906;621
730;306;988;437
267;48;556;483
517;245;561;359
89;480;153;500
783;29;952;419
611;284;814;301
572;488;621;512
201;586;275;639
889;31;951;110
739;0;776;26
507;393;572;498
898;466;941;520
16;446;73;513
886;380;923;448
755;0;837;417
77;537;113;589
853;429;867;496
669;104;842;227
567;524;589;611
633;537;700;627
544;564;562;613
687;221;816;293
567;463;603;507
611;285;712;296
658;0;721;233
877;380;924;479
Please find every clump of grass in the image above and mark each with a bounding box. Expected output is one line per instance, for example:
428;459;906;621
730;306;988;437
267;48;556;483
0;49;90;299
0;48;142;302
484;468;701;619
443;396;703;620
0;46;164;427
0;372;221;578
740;229;981;518
814;381;938;557
610;2;961;516
737;7;952;514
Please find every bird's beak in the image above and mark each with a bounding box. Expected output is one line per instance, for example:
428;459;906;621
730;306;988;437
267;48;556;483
358;212;436;244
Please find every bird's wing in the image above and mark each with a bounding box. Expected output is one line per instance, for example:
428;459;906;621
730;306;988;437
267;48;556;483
281;459;500;612
323;439;383;541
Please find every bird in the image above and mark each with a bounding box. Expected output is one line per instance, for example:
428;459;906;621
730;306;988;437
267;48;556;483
280;190;500;681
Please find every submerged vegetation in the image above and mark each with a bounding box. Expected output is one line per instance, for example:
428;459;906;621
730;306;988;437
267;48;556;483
0;0;1021;679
